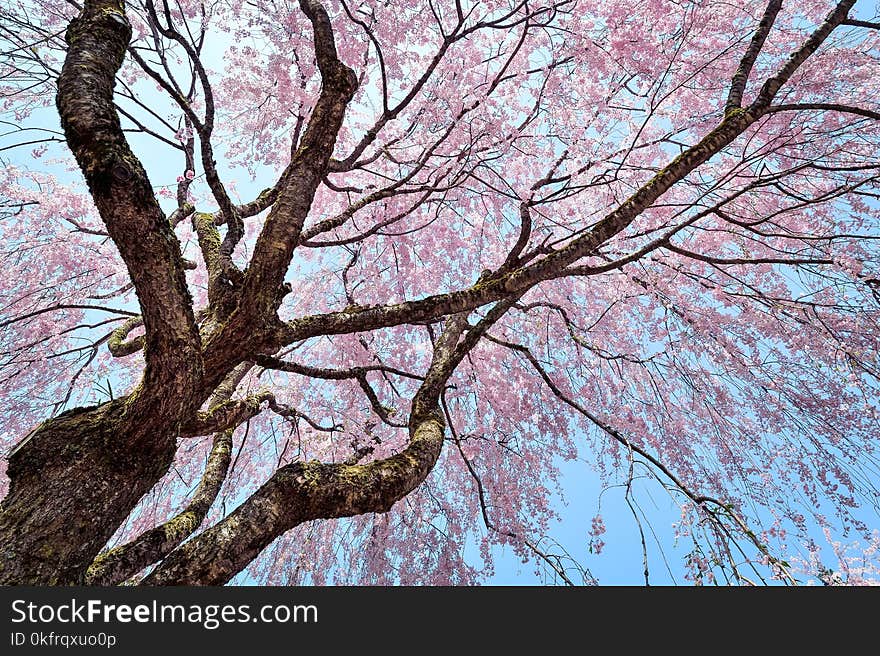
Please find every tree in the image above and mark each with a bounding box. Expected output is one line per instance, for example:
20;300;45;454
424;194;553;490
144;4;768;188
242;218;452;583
0;0;878;586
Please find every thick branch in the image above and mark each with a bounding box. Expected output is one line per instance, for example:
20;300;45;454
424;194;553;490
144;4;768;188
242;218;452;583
841;18;880;29
83;429;232;586
143;383;449;584
56;0;202;410
236;0;358;312
142;410;442;585
179;392;271;437
199;0;358;383
191;211;233;315
766;103;880;121
725;0;783;114
754;0;856;106
107;316;144;357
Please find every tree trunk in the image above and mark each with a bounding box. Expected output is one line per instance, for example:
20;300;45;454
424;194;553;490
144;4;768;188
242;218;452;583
0;399;178;584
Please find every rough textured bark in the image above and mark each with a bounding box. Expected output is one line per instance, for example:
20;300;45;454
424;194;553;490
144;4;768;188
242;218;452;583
56;1;202;389
0;399;179;584
199;0;358;391
84;364;251;586
143;415;444;585
83;429;233;586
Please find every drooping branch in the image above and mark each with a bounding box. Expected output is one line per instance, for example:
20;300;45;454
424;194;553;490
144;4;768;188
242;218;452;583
272;1;860;353
255;354;422;428
442;391;583;586
662;243;834;267
0;303;137;330
326;13;463;172
486;334;797;584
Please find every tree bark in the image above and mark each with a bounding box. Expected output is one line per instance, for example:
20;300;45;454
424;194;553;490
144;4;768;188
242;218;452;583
0;400;178;584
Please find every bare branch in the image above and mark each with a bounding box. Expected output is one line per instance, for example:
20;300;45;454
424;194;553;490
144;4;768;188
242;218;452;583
766;103;880;121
